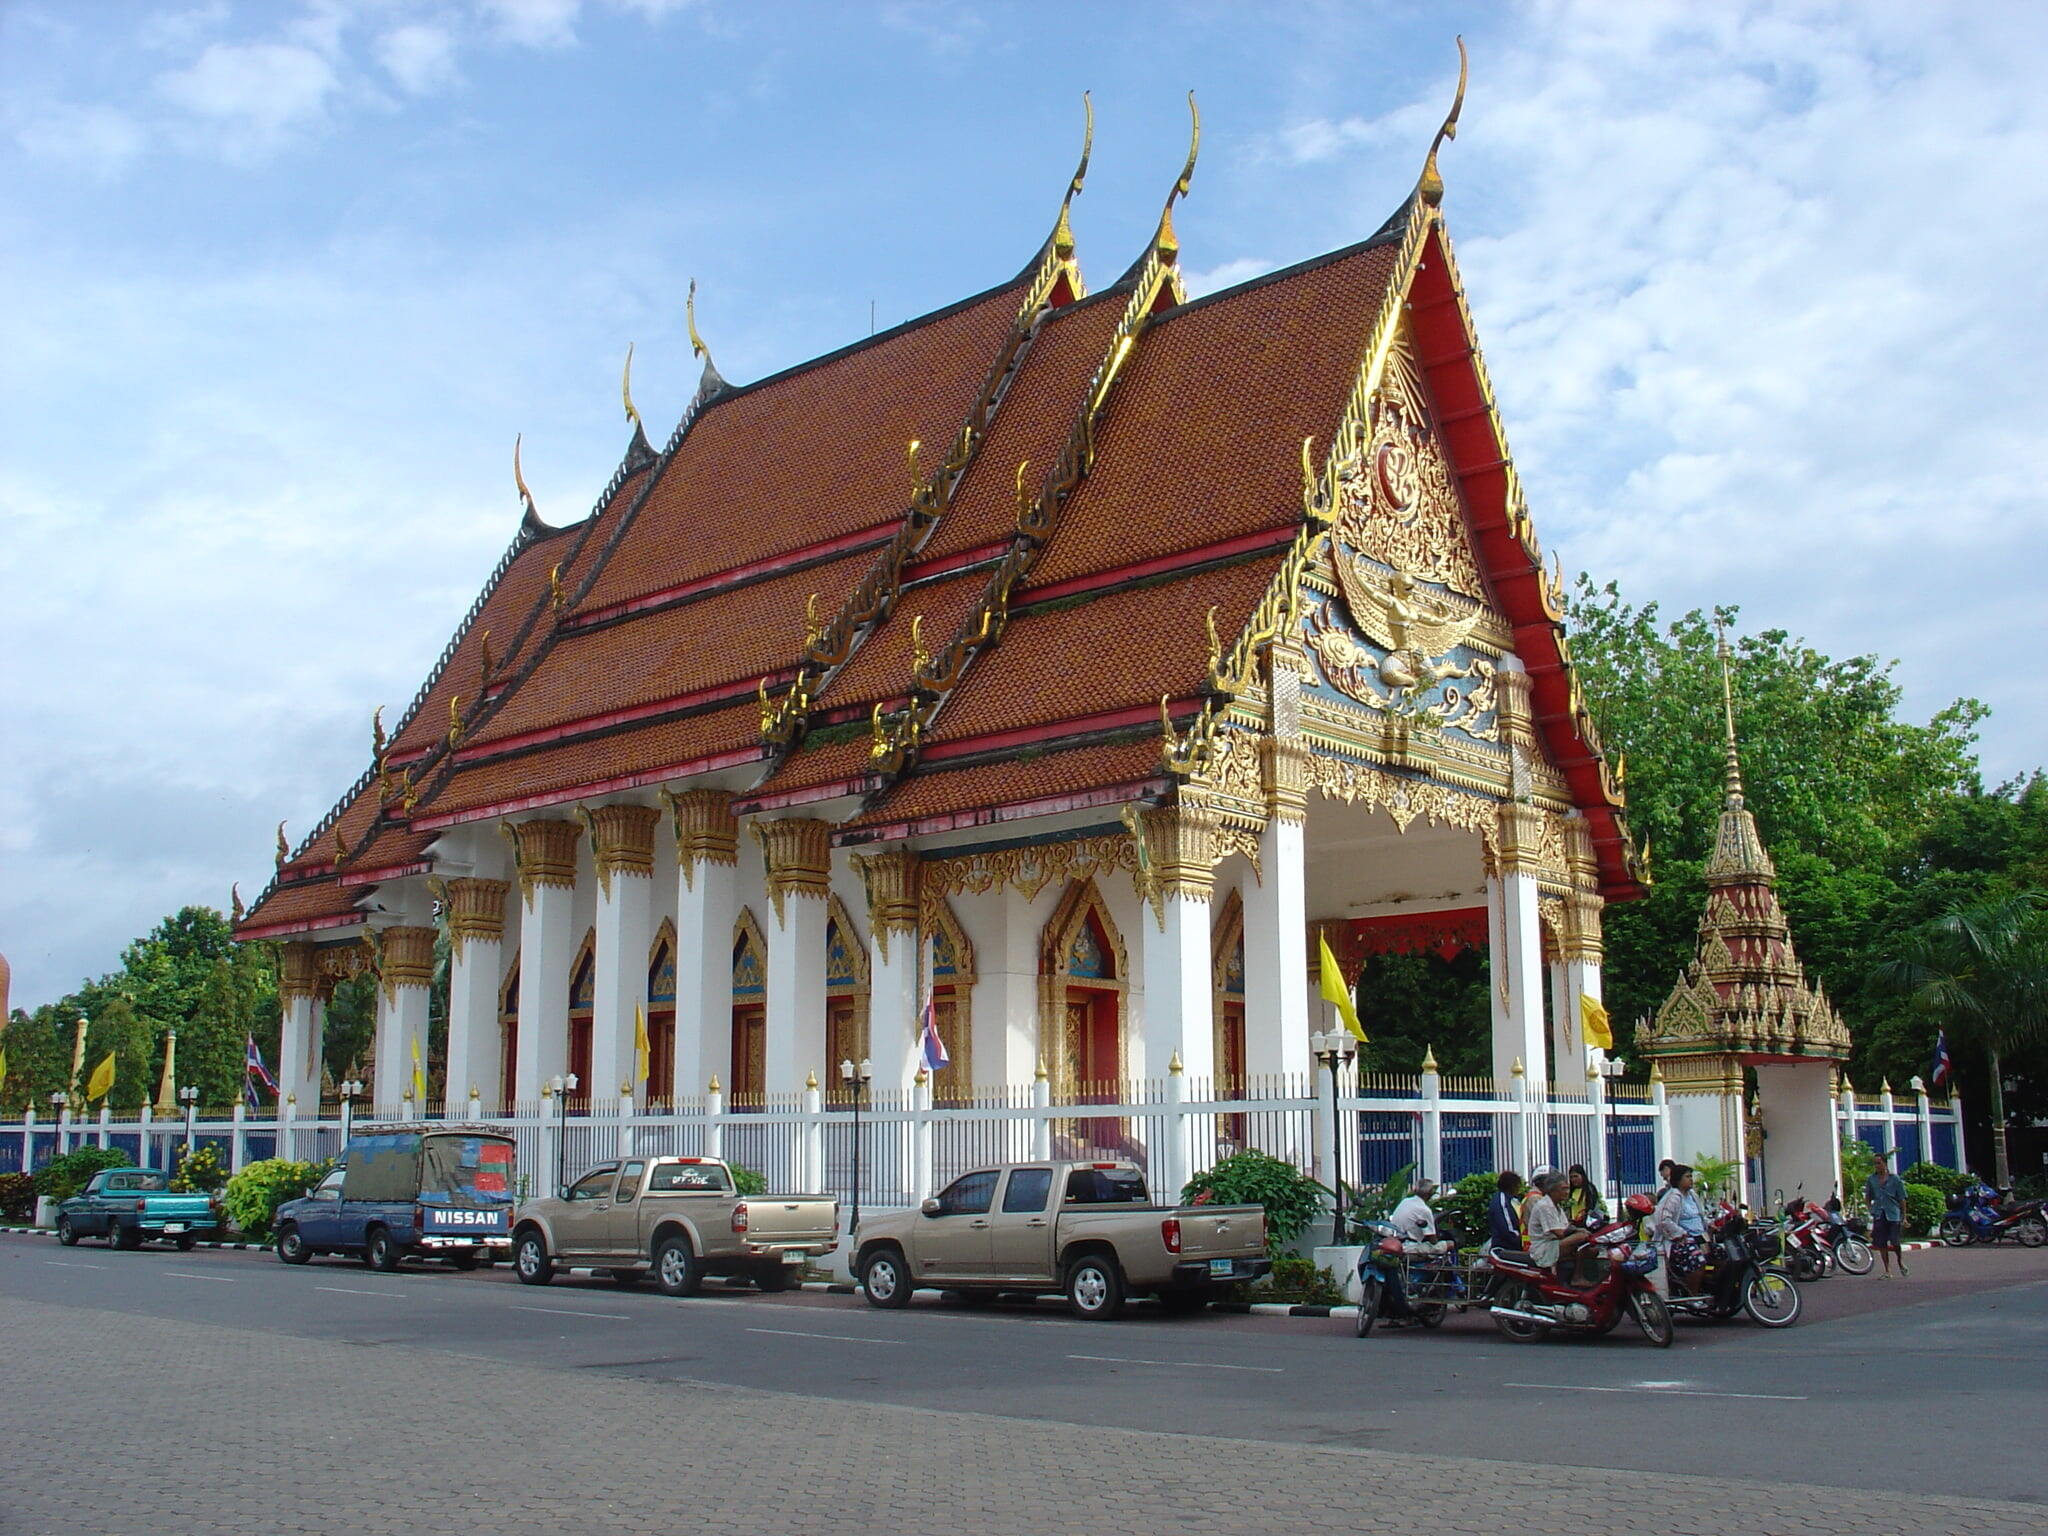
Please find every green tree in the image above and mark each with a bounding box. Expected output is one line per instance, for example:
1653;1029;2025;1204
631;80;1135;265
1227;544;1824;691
1872;894;2048;1187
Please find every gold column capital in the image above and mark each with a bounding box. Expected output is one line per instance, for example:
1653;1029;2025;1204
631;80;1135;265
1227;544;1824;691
378;925;437;1002
1129;798;1222;926
659;788;739;890
1558;888;1604;963
1261;736;1309;824
442;877;509;961
510;818;580;905
852;847;920;963
278;941;331;1004
1493;667;1538;751
751;817;832;925
582;803;661;898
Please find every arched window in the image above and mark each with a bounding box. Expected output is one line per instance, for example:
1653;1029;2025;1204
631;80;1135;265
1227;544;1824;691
566;929;595;1111
497;959;520;1113
824;895;869;1107
925;898;975;1106
729;910;766;1106
645;921;677;1109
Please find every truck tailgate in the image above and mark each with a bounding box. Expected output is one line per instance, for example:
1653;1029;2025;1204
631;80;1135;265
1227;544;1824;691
1172;1204;1265;1259
740;1196;837;1245
145;1195;217;1220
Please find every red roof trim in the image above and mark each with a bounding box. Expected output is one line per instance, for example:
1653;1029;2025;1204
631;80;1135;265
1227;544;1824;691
413;744;768;829
455;668;799;762
904;542;1008;584
837;774;1172;846
337;859;430;889
1017;525;1298;607
570;522;898;629
235;907;366;942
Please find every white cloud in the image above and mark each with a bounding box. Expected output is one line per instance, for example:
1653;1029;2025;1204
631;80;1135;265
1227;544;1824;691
156;41;339;146
12;103;145;179
1180;257;1274;299
378;23;461;95
480;0;581;49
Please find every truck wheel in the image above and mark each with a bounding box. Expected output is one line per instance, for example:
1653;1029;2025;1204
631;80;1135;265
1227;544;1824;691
514;1232;553;1286
113;1223;142;1251
175;1233;198;1252
366;1228;404;1272
56;1217;78;1247
753;1264;799;1293
860;1247;911;1309
276;1224;311;1265
1065;1254;1125;1321
654;1235;704;1298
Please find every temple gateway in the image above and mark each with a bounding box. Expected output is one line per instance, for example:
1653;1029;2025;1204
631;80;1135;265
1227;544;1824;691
235;95;1647;1131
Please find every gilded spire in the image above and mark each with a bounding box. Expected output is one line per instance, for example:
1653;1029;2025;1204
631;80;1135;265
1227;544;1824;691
513;433;540;523
1419;37;1468;208
1704;615;1773;883
1152;91;1201;261
686;279;724;396
1051;92;1093;261
621;343;642;432
1715;615;1744;811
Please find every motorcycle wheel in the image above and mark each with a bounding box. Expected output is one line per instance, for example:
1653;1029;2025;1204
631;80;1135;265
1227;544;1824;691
1355;1275;1381;1339
1833;1238;1874;1276
2016;1217;2048;1249
1415;1302;1447;1330
1629;1288;1675;1348
1787;1250;1823;1283
1491;1281;1545;1344
1939;1215;1973;1248
1742;1270;1801;1328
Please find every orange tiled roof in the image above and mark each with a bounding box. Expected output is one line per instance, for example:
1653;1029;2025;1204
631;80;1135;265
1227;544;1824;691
840;737;1169;837
238;877;367;936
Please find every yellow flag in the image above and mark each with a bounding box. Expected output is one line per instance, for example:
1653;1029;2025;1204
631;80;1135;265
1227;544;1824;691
634;1003;651;1088
1317;934;1368;1043
0;1043;9;1088
409;1032;427;1103
1580;993;1614;1052
86;1050;117;1103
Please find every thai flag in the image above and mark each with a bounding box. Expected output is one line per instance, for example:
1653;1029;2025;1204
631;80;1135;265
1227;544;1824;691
1928;1030;1953;1090
918;945;949;1074
244;1034;280;1106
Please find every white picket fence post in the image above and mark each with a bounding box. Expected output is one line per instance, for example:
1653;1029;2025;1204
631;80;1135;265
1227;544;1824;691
138;1103;153;1169
97;1105;111;1150
229;1102;246;1173
467;1088;484;1123
912;1071;933;1201
1879;1082;1899;1162
801;1077;824;1194
1419;1057;1443;1189
280;1096;296;1163
1031;1066;1053;1162
21;1108;34;1175
1650;1071;1671;1175
704;1080;725;1162
1586;1066;1610;1200
1947;1086;1967;1171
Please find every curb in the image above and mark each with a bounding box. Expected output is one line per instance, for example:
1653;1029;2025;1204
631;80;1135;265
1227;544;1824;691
3;1224;269;1250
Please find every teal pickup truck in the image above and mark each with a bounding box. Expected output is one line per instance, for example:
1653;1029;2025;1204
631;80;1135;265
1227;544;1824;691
56;1167;221;1250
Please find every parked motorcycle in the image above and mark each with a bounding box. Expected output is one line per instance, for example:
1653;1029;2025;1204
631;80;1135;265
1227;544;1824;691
1773;1211;1834;1281
1663;1211;1802;1328
1353;1226;1493;1338
1488;1221;1673;1347
1940;1185;2048;1248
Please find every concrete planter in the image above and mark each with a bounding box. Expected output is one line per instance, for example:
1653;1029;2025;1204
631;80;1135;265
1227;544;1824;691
34;1198;58;1228
1312;1244;1366;1303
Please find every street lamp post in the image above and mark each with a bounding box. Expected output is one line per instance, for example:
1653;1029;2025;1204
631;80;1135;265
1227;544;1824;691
839;1057;873;1240
1309;1031;1359;1245
548;1074;579;1195
177;1085;199;1161
1596;1056;1626;1201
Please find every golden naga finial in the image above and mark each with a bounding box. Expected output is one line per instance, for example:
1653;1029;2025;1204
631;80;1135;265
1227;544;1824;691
447;693;465;749
1014;459;1032;524
548;563;565;612
803;592;822;648
371;705;387;765
400;768;419;812
1151;91;1201;259
910;614;929;673
275;821;289;869
868;701;890;759
478;627;495;683
1204;605;1222;671
230;883;245;924
332;824;349;864
1051;91;1094;260
1419;36;1468;208
621;342;642;431
513;432;538;521
906;438;922;497
757;677;775;731
686;278;715;372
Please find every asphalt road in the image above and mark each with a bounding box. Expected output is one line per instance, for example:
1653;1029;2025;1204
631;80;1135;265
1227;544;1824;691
5;1230;2044;1507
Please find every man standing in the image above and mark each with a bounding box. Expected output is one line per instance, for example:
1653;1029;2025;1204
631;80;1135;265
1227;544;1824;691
1865;1153;1909;1277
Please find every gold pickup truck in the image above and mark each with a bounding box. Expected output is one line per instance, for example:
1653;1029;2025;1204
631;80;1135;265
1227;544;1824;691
853;1160;1269;1319
511;1156;837;1297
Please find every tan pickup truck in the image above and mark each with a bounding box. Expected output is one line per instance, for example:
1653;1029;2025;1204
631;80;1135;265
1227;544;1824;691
511;1156;837;1297
853;1160;1269;1320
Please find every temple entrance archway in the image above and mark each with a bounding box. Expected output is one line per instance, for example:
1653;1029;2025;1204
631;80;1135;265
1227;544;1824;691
729;909;767;1106
646;922;677;1109
1040;879;1129;1150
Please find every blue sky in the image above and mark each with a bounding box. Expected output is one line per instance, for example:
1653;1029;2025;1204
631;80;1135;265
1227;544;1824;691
5;0;2047;1008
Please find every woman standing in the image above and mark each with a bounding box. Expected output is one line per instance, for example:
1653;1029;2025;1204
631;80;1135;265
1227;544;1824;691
1652;1164;1708;1296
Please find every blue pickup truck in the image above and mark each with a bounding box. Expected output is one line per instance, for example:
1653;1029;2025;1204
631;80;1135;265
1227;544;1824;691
56;1167;221;1250
273;1123;516;1272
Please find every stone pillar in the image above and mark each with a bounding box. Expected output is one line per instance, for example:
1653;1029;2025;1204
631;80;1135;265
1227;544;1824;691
1133;800;1219;1083
855;848;922;1094
1550;888;1604;1076
753;818;831;1095
1661;1051;1746;1179
1913;1075;1934;1171
663;790;739;1104
1419;1050;1444;1188
1245;736;1311;1087
584;804;661;1104
442;878;509;1115
1488;864;1546;1088
276;942;330;1110
372;925;436;1111
512;819;580;1105
1754;1062;1842;1203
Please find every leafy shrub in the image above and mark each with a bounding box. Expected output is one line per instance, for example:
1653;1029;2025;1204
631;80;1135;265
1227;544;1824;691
1255;1254;1342;1306
1436;1172;1500;1247
1345;1163;1414;1231
1689;1152;1741;1200
223;1158;330;1241
730;1164;768;1197
1901;1161;1969;1197
0;1172;37;1222
170;1143;226;1194
1183;1150;1328;1251
1902;1182;1944;1238
33;1147;130;1202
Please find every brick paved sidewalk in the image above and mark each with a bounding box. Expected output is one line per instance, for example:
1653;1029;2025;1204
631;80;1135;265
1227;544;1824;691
1;1293;2037;1536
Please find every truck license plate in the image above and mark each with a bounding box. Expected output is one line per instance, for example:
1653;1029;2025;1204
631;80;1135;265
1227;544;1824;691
781;1251;806;1265
1208;1258;1234;1278
164;1224;186;1233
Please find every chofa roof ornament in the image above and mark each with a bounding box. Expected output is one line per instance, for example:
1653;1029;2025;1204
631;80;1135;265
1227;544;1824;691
1418;36;1468;208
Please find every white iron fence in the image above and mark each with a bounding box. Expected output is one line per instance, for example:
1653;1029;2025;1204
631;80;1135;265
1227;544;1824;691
3;1067;1683;1214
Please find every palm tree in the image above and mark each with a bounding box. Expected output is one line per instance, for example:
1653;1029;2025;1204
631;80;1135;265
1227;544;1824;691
1872;893;2048;1188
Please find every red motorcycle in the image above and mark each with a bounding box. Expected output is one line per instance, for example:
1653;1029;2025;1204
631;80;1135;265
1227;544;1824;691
1488;1219;1673;1347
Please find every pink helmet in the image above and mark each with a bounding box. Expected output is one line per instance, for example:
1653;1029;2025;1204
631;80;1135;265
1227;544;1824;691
1624;1193;1656;1217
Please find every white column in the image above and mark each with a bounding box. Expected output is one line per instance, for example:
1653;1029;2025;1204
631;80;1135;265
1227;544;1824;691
703;1080;725;1161
1879;1081;1899;1162
513;820;580;1105
666;792;739;1103
229;1103;247;1173
800;1074;825;1191
277;941;327;1108
857;850;923;1095
372;925;435;1111
1244;810;1311;1085
443;878;509;1116
588;807;660;1107
1946;1086;1967;1171
1419;1053;1443;1189
1913;1077;1933;1171
1141;890;1214;1083
1587;1066;1610;1200
756;820;831;1095
1489;871;1547;1089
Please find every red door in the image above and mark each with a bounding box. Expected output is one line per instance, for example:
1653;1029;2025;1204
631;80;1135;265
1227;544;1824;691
646;1009;675;1108
498;1019;518;1113
1068;987;1121;1149
730;1005;765;1105
568;1018;593;1111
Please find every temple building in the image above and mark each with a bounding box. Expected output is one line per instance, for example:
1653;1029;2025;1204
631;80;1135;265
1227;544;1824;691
236;85;1644;1119
1635;633;1852;1202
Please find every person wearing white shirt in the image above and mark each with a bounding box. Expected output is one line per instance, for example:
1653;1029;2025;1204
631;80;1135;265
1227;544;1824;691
1389;1180;1439;1242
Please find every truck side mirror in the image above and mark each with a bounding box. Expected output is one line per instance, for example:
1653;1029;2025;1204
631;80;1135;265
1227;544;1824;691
920;1197;941;1217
